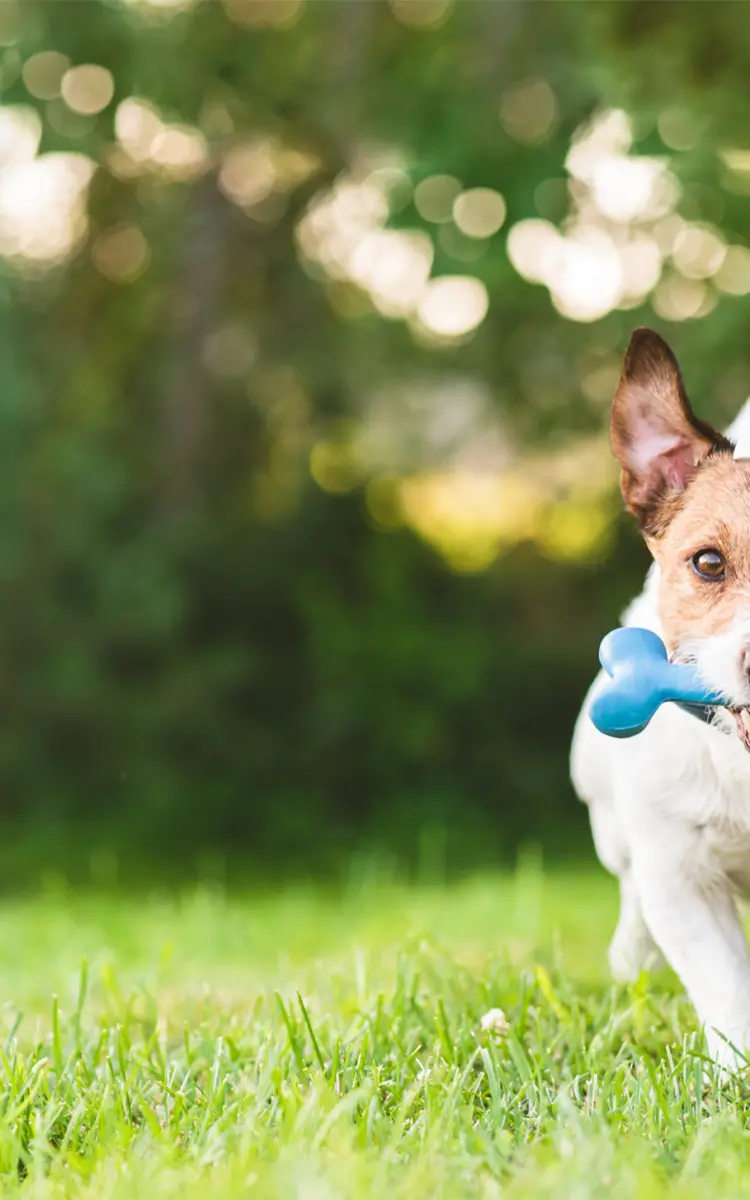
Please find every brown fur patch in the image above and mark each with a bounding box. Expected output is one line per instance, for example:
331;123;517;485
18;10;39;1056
648;453;750;651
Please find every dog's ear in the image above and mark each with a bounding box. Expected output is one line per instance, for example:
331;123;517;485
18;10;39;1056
611;328;726;535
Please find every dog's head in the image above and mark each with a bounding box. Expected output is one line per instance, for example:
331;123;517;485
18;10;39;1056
612;327;750;746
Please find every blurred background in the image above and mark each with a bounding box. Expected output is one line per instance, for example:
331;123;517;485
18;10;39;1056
0;0;749;886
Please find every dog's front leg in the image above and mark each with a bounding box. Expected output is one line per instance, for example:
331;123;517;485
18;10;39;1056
631;824;750;1068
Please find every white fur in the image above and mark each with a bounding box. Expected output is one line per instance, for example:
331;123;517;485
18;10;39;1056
571;396;750;1068
732;398;750;460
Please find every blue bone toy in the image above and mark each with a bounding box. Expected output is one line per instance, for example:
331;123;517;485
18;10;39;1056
590;627;726;738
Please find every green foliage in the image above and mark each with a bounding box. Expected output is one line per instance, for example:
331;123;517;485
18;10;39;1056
1;1;750;874
0;871;745;1196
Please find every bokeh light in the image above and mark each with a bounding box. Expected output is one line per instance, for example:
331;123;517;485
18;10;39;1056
582;360;621;406
652;274;713;322
0;105;41;167
618;236;663;307
437;223;486;263
309;438;361;494
113;97;207;179
452;188;506;239
506;218;559;284
202;324;258;379
92;223;150;283
223;0;305;29
354;376;508;477
0;103;95;269
297;170;445;328
714;245;750;295
61;64;115;116
414;276;489;340
349;230;434;318
500;78;558;143
505;108;690;321
658;107;697;151
150;125;207;178
219;137;318;216
219;139;277;208
719;147;750;192
390;433;617;572
671;223;726;279
22;51;69;100
114;97;163;162
549;229;623;322
0;151;95;267
122;0;200;14
414;175;461;223
389;0;453;29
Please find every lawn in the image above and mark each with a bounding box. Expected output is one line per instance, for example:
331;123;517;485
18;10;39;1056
0;861;747;1198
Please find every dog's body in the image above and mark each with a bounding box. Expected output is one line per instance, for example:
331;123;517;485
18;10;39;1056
571;331;750;1066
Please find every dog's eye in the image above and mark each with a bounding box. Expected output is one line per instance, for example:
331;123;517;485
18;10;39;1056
692;549;725;581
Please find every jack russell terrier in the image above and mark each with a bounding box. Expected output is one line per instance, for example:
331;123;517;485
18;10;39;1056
571;327;750;1068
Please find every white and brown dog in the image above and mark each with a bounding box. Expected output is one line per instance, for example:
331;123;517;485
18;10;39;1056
571;327;750;1067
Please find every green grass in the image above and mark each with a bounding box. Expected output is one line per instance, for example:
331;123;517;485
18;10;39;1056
0;862;747;1198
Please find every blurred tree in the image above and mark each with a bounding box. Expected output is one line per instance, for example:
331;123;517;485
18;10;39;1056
0;0;747;882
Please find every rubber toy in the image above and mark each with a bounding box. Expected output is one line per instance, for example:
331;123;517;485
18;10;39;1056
589;626;726;738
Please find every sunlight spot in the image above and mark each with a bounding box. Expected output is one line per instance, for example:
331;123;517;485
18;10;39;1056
658;107;697;152
114;98;207;179
22;51;69;100
219;139;277;209
0;152;95;267
591;155;668;223
652;275;712;321
499;78;557;143
150;125;208;179
61;65;114;116
582;361;620;407
414;175;461;224
115;98;162;163
537;499;615;563
566;109;632;178
203;324;257;379
714;245;750;295
349;229;433;318
438;222;486;263
453;188;506;239
223;0;304;28
92;224;149;283
618;236;663;305
365;476;403;531
365;166;412;211
719;147;750;176
506;219;560;284
547;228;623;323
310;439;361;494
652;213;686;255
0;105;41;167
671;223;726;279
389;0;452;28
399;473;535;573
415;276;489;340
122;0;196;10
567;108;678;222
507;108;681;319
297;180;389;279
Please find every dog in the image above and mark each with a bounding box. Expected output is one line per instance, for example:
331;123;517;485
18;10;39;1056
571;326;750;1068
